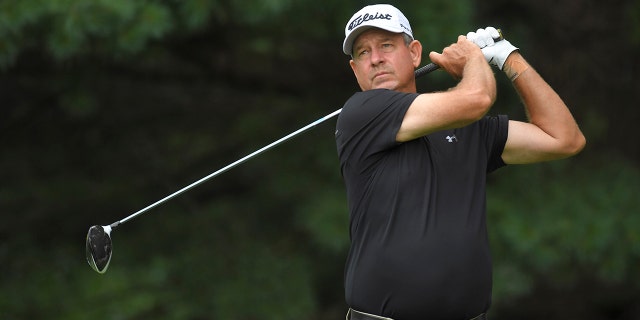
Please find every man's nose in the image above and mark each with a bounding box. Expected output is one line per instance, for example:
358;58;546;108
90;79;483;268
369;48;385;65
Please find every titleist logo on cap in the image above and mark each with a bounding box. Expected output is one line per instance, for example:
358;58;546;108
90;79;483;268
348;12;393;31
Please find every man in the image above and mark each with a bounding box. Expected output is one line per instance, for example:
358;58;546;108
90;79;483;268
335;4;586;320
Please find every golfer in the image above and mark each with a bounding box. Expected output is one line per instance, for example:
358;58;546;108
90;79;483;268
336;4;586;320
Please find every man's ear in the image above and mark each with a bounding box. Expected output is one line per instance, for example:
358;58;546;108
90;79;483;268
410;40;423;68
349;59;358;77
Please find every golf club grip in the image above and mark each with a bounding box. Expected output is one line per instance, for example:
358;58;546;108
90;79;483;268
414;63;439;78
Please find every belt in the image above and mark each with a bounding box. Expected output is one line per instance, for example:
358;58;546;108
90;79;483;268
346;308;487;320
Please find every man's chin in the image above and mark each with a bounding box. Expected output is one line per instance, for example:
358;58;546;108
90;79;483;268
370;81;398;91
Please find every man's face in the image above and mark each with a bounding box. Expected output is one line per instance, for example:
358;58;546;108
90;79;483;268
349;28;422;93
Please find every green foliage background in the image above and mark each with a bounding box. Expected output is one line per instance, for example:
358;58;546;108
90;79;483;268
1;0;639;319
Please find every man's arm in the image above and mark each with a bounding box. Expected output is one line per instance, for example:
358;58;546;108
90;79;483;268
396;36;497;142
466;27;586;163
500;53;586;164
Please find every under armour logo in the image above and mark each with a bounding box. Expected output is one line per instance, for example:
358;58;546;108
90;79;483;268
446;135;458;143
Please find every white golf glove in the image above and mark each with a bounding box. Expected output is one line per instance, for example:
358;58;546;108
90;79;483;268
467;27;518;70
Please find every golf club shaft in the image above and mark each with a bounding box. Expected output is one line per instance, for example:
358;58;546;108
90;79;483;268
111;62;440;228
114;107;342;227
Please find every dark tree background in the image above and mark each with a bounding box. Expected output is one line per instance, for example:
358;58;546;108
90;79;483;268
1;0;639;319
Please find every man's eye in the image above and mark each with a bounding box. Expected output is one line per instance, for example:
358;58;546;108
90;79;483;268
358;50;369;57
381;43;393;51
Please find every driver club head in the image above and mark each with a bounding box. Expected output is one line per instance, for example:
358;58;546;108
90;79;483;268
86;225;113;274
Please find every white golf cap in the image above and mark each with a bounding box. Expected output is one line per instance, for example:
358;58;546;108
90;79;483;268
343;4;413;55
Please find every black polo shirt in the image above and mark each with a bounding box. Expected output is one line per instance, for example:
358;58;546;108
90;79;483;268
335;89;508;320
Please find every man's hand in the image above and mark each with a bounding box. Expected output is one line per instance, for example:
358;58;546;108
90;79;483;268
467;27;518;70
429;35;487;79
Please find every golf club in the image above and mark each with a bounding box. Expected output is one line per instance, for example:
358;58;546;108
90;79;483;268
86;62;440;274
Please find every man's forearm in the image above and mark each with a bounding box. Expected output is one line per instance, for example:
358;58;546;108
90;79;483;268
506;52;586;154
459;55;497;103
